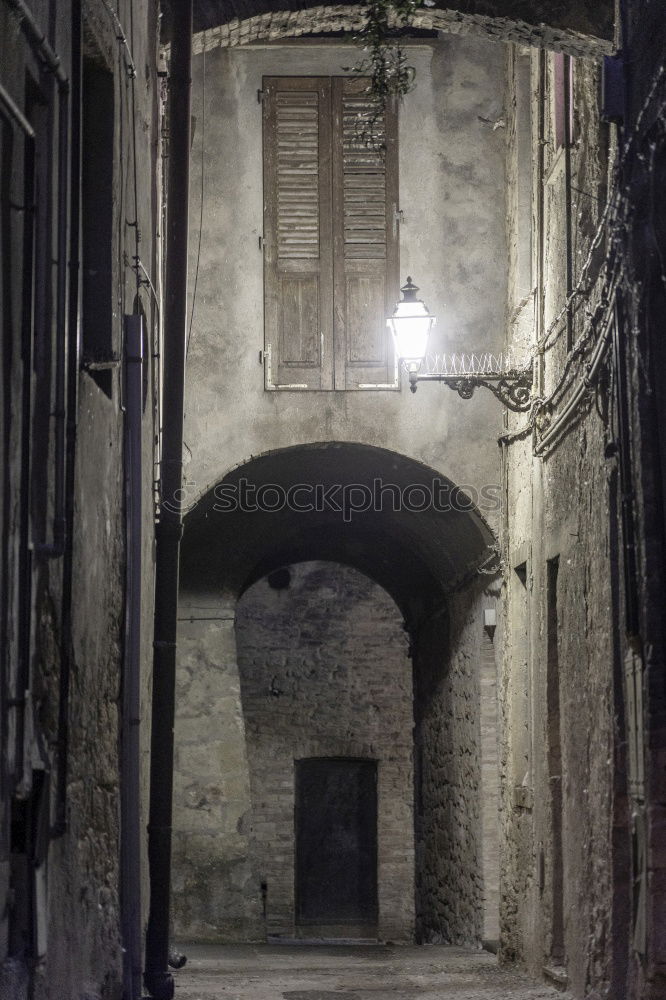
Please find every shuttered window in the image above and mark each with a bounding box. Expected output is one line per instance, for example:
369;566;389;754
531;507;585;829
263;76;399;390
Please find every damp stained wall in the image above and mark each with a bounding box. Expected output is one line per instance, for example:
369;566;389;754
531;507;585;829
182;34;508;513
174;28;508;948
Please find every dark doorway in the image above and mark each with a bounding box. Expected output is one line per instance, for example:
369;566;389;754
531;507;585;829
295;758;378;925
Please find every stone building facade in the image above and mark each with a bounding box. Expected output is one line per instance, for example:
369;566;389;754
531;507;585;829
172;25;508;951
501;40;623;997
170;5;666;1000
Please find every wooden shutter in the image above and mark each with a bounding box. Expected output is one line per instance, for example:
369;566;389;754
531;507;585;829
332;77;399;389
263;77;333;389
263;77;399;391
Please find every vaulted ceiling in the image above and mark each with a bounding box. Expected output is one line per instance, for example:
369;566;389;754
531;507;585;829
163;1;614;52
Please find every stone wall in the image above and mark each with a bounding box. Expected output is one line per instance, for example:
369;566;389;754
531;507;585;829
500;42;625;997
173;594;258;941
173;562;414;942
0;2;161;997
413;577;500;947
186;3;612;58
177;32;509;949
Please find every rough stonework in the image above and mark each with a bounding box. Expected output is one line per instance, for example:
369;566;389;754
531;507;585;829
500;43;624;997
184;3;612;57
0;2;161;997
3;2;666;999
413;578;500;946
174;563;415;942
237;562;415;942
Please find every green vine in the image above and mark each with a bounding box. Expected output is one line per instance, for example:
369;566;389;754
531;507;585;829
347;0;426;149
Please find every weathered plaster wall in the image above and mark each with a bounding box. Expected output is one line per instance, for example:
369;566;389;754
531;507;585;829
173;563;414;943
500;43;623;998
182;35;507;522
172;593;258;942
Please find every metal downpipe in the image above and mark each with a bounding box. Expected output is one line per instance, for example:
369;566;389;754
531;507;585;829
144;3;192;997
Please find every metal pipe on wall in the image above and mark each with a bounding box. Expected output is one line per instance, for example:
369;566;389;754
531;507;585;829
5;0;72;560
4;0;68;86
144;2;193;997
122;315;144;1000
563;54;574;352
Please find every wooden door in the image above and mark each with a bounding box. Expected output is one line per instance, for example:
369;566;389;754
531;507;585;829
295;758;378;925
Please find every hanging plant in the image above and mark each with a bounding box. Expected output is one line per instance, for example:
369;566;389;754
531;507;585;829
346;0;429;149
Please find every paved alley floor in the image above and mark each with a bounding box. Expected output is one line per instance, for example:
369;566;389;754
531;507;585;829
171;944;570;1000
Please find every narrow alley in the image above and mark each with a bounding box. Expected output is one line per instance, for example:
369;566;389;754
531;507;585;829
1;2;666;1000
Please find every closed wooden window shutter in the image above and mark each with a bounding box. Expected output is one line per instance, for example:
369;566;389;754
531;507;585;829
263;77;333;389
332;77;399;389
263;76;398;390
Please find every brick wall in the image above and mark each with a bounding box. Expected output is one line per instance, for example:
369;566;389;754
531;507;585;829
174;562;415;942
236;562;415;942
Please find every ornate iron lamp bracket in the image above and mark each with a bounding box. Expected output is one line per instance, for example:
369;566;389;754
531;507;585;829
409;364;534;412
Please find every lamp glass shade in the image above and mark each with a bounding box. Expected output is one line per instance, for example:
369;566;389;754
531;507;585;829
388;299;435;363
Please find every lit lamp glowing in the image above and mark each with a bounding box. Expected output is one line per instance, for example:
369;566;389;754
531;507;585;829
388;276;533;409
387;276;436;392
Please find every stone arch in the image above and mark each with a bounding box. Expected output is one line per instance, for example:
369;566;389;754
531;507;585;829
180;2;613;59
180;441;497;623
173;443;501;945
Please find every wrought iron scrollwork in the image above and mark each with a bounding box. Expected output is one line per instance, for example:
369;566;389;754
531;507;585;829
414;364;534;411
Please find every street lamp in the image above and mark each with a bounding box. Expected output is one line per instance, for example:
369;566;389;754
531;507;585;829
388;276;534;410
387;277;436;390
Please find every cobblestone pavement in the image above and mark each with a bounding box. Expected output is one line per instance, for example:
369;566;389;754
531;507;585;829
171;944;572;1000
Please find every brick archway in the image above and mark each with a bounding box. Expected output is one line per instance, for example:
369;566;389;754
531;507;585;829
175;442;501;944
175;1;613;58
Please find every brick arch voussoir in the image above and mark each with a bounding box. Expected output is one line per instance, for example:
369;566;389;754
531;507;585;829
191;3;613;60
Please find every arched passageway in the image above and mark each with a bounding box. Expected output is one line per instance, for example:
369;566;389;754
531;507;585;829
173;443;501;947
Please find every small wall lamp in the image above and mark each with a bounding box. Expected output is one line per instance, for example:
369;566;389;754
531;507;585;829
388;276;533;411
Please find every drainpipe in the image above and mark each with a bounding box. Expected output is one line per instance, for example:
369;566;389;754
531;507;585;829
122;316;144;1000
563;54;574;352
144;3;192;998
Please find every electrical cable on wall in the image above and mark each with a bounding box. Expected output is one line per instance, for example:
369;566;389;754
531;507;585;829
187;30;206;356
500;61;666;457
